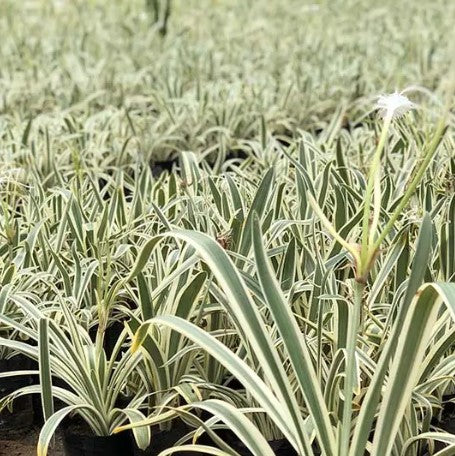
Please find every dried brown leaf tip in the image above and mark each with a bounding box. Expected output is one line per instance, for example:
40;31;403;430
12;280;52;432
216;232;232;250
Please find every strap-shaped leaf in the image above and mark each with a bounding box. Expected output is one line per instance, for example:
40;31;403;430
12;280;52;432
38;405;103;456
39;318;54;422
350;214;433;456
252;216;336;455
113;408;151;450
133;315;296;447
372;282;455;456
191;400;275;456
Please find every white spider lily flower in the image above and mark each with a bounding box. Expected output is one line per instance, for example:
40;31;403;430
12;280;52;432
375;91;416;119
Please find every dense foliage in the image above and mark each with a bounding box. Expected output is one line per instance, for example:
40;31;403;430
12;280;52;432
0;1;454;455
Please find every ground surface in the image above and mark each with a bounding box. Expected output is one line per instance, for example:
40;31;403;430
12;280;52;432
0;427;63;456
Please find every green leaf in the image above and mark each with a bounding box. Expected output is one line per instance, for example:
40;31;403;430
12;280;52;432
39;318;54;422
192;400;275;456
252;216;336;456
38;405;101;456
371;283;455;456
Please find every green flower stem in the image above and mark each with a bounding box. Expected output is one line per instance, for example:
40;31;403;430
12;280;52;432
308;193;361;266
339;279;364;456
372;116;446;252
368;171;382;247
360;115;392;272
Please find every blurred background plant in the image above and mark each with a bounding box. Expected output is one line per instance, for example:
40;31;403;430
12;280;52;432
145;0;172;36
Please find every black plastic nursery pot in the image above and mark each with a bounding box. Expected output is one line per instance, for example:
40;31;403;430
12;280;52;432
151;158;178;177
264;439;299;456
63;427;134;456
0;355;34;434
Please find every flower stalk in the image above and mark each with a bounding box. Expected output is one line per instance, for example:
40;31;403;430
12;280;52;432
308;87;449;454
339;279;364;456
360;114;391;273
372;115;447;252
